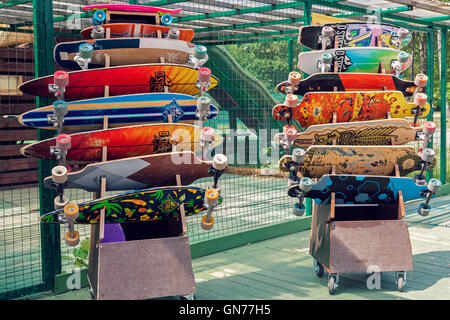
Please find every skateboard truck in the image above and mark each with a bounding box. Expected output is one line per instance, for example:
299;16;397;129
200;126;216;159
391;51;410;78
50;134;71;166
392;28;410;49
90;9;106;39
410;92;428;127
196;67;211;96
279;125;298;154
49;165;69;211
285;71;301;95
74;43;94;70
285;148;312;217
416;121;436;149
411;73;428;97
201;154;227;231
414;147;435;185
417;178;441;217
320;26;335;51
195;96;211;121
281;94;298;127
60;203;80;247
188;45;209;69
317;52;332;73
47;100;68;134
48;71;69;100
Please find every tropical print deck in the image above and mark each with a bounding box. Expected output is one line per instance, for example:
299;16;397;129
41;187;222;224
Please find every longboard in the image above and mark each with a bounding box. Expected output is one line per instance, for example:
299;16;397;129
276;72;422;97
272;91;429;128
41;186;222;224
278;146;435;178
18;64;219;100
82;4;182;14
80;23;194;41
288;174;434;205
21;123;223;161
298;23;411;50
43;151;218;192
297;47;412;74
274;118;426;147
55;38;196;70
18;93;218;130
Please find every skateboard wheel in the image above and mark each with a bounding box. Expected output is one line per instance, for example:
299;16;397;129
321;52;332;64
56;134;71;151
161;13;173;26
212;154;228;171
414;174;426;186
54;71;69;87
414;73;428;87
53;100;68;117
299;177;313;192
413;92;427;106
194;45;207;60
52;165;68;184
287;176;300;188
197;96;211;112
205;188;219;206
321;26;334;38
201;126;215;143
201;215;214;231
65;230;80;247
64;203;79;221
92;9;106;25
285;94;298;108
420;148;435;162
292;148;306;164
397;51;410;63
288;71;301;86
423;121;436;135
293;202;305;217
427;178;441;194
197;67;211;83
168;28;180;39
398;28;410;39
54;195;69;210
79;43;93;59
418;203;431;217
284;125;297;142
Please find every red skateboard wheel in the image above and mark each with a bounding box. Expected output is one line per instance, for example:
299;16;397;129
283;125;297;137
54;70;69;87
201;126;215;143
198;67;211;83
423;121;436;135
56;134;72;151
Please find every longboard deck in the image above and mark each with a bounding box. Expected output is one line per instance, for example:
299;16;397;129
276;72;421;97
80;24;195;41
18;93;218;130
41;186;222;224
43;151;214;192
272;91;430;128
279;145;434;177
19;64;219;100
298;47;412;74
298;23;411;50
82;4;182;14
55;38;195;70
21;123;223;161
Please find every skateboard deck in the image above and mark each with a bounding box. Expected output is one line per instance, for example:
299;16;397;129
276;72;421;97
298;47;411;74
279;146;435;178
43;151;218;192
18;93;218;131
41;186;222;224
18;64;219;100
298;23;411;50
289;174;433;205
272;91;430;128
80;24;194;41
274;118;424;147
55;38;196;70
21;123;222;161
82;4;182;14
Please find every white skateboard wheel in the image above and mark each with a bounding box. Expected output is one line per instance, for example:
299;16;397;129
423;121;436;135
420;148;435;162
285;94;298;108
288;71;301;86
92;9;106;25
212;154;227;171
321;52;332;64
299;177;313;192
292;148;306;163
54;70;69;87
201;126;215;143
54;195;69;210
64;203;79;221
293;203;305;217
161;13;173;26
418;203;430;217
201;215;214;231
194;45;207;60
78;43;93;59
413;92;428;106
53;100;68;117
398;52;410;63
414;73;428;87
398;28;410;39
197;96;211;112
56;134;71;151
168;28;180;39
65;230;80;247
197;67;211;83
52;165;68;184
427;178;441;193
321;26;334;38
288;176;300;188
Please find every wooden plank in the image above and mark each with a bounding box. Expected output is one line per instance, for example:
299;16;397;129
0;48;35;60
0;170;38;185
0;157;38;172
0;63;35;74
0;130;36;141
0;103;35;115
0;117;25;129
0;144;28;157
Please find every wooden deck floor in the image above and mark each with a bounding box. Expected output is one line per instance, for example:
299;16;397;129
28;193;450;300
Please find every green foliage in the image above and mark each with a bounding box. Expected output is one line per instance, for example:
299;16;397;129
61;238;90;274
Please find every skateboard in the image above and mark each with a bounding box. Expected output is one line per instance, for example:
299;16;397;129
18;93;218;131
276;72;425;97
80;24;194;41
272;91;429;128
297;47;411;74
21;123;223;161
82;4;182;15
54;38;197;70
18;64;219;100
298;23;411;50
43;151;227;192
278;146;436;178
273;118;436;148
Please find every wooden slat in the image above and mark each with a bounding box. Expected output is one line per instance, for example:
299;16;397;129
0;157;38;172
0;129;37;141
0;48;34;61
0;170;38;185
0;103;35;115
0;116;25;128
0;144;28;157
0;62;35;74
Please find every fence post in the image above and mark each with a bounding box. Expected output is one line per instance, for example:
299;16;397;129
439;27;447;184
426;30;434;181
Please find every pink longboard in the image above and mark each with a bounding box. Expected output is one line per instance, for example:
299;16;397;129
82;4;182;14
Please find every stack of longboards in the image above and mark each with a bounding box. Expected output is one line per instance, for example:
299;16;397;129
18;3;228;247
272;21;442;294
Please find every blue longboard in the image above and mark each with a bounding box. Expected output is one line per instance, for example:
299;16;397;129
18;93;218;131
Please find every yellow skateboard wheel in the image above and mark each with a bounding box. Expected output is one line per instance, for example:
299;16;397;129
201;215;214;231
205;188;219;206
65;230;80;247
64;203;79;221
